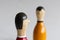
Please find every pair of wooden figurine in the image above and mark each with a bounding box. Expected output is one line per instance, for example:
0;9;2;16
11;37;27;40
15;6;46;40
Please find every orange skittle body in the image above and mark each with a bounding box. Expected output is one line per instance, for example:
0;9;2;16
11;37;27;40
33;6;46;40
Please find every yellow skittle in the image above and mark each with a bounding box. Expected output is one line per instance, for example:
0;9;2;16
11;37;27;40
33;6;46;40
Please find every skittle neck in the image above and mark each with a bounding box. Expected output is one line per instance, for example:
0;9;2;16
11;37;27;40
17;35;26;38
37;21;44;23
17;29;26;37
37;21;44;26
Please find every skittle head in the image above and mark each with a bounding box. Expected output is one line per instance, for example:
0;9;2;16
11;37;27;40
36;6;45;21
15;12;30;30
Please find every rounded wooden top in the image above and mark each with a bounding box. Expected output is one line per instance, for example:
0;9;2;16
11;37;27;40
36;6;45;21
15;12;30;37
15;12;27;29
36;6;45;11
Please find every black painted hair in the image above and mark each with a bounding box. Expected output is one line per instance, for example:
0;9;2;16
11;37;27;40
15;12;27;29
36;6;45;11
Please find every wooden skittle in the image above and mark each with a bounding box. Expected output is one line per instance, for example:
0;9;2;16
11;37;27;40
33;6;46;40
15;12;30;40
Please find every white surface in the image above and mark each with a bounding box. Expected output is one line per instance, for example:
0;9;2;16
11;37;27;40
0;0;60;40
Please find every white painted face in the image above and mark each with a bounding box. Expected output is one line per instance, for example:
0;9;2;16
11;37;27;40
17;19;30;36
36;9;45;21
23;19;30;29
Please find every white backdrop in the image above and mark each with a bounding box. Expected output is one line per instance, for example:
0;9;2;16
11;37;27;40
0;0;60;40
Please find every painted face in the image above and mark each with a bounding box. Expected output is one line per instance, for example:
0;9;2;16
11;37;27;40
36;6;45;21
15;12;28;29
23;19;30;29
36;9;45;19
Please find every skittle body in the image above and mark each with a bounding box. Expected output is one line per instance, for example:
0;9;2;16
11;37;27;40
15;12;30;40
33;6;46;40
